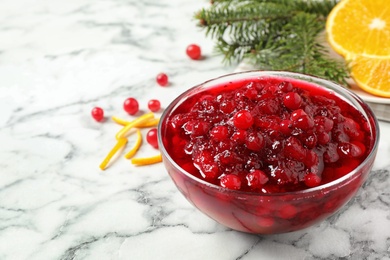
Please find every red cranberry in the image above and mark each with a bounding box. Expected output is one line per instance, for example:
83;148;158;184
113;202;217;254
304;173;321;187
280;120;292;136
315;116;334;132
184;121;210;137
220;174;242;190
245;132;264;151
244;83;258;99
219;99;235;114
233;110;254;129
148;99;161;112
246;170;269;189
156;73;168;86
317;132;331;145
91;107;104;122
186;44;202;60
283;136;306;161
232;130;247;144
291;110;314;130
194;150;219;179
146;128;159;149
278;81;293;92
123;98;139;115
210;125;229;141
283;92;302;110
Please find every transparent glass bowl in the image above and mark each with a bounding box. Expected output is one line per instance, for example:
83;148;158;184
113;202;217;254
158;71;380;234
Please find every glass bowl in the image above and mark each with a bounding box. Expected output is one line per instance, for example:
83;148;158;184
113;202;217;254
157;71;379;234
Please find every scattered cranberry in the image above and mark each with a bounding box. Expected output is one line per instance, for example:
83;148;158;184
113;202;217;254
156;73;169;87
123;97;139;115
148;99;161;112
233;110;253;129
220;174;241;190
146;128;159;149
186;44;202;60
91;107;104;122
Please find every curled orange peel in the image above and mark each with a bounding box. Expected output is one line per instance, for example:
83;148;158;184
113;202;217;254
115;112;154;140
131;153;162;165
124;129;142;159
112;116;159;128
99;138;128;170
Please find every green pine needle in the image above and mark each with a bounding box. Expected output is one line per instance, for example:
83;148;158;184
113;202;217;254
195;0;349;86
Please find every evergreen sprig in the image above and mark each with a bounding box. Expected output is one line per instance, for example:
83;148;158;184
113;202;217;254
195;0;349;85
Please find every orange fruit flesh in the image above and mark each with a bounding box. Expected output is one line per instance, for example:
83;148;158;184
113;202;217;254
326;0;390;58
350;56;390;98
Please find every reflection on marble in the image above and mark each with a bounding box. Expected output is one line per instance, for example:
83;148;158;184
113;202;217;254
0;0;389;259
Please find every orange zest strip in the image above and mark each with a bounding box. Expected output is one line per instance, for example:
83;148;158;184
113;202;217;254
112;116;160;128
115;112;154;140
112;116;130;126
99;138;128;170
124;129;142;159
131;153;162;165
137;118;159;128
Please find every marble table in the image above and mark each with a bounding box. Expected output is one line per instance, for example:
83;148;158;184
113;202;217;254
1;1;389;259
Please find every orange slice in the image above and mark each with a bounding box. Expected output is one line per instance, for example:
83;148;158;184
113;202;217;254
350;55;390;97
326;0;390;59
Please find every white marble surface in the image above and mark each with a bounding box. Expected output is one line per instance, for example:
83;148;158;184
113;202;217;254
1;1;390;259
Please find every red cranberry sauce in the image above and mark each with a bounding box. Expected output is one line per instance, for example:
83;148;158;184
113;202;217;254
163;77;373;193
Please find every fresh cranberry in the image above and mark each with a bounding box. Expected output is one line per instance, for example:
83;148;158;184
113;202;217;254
156;73;169;86
186;44;202;60
146;128;159;149
123;97;139;115
148;99;161;112
220;174;242;190
91;107;104;122
233;110;254;129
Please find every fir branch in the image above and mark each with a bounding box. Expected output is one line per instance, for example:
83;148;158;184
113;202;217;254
195;0;349;85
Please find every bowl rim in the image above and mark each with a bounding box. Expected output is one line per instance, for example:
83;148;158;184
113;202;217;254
157;70;380;196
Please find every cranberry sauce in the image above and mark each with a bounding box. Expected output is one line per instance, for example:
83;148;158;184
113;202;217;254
163;77;373;193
